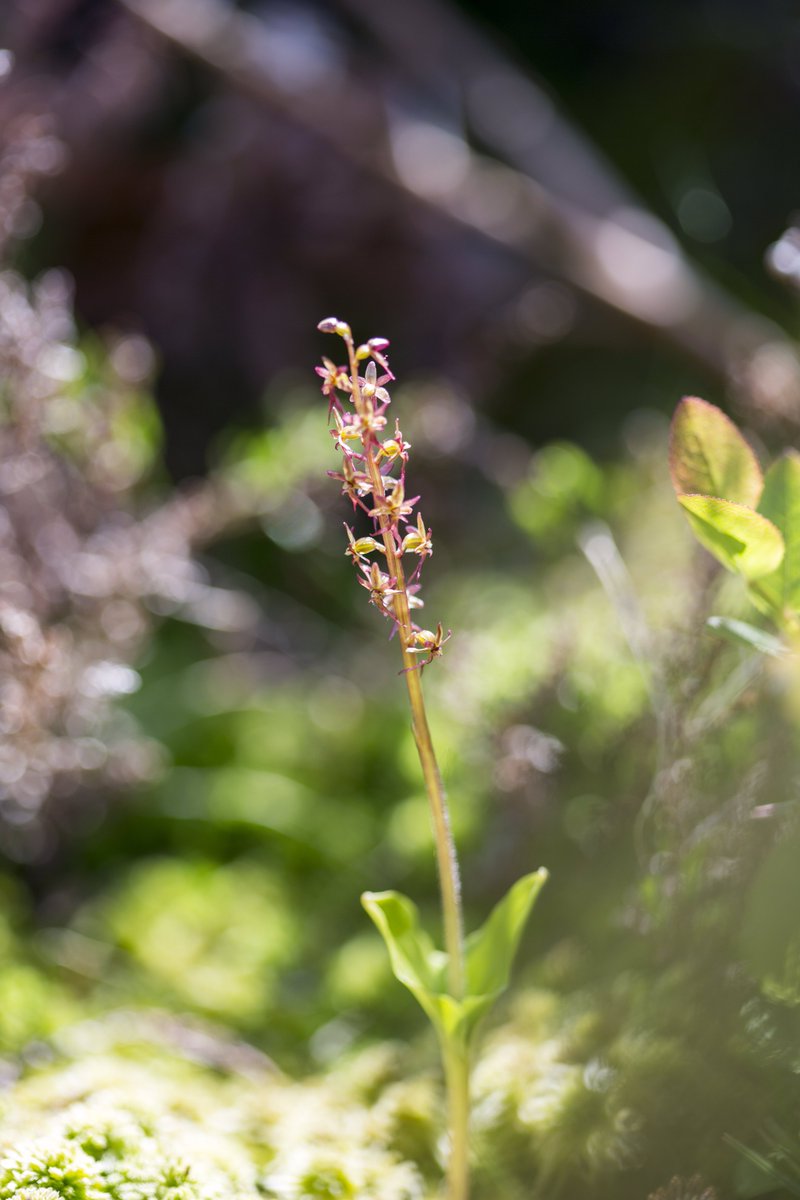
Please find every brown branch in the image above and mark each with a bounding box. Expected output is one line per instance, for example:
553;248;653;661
118;0;800;413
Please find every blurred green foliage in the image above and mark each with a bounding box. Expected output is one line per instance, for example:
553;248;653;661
5;2;800;1190
1;322;800;1198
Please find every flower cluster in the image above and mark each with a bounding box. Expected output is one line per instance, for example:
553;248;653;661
316;318;450;671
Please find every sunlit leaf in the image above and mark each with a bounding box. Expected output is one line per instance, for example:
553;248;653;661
706;615;789;659
362;869;547;1052
670;396;763;506
360;890;449;1036
464;869;548;998
678;494;784;580
754;451;800;618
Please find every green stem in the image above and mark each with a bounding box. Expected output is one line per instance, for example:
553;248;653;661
443;1045;470;1200
405;666;465;1000
345;334;465;1000
344;334;468;1197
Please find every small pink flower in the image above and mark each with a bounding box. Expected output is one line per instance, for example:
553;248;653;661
358;561;400;614
331;410;363;453
376;420;411;465
317;316;351;337
360;361;392;407
406;623;451;668
328;460;373;506
370;480;418;524
315;357;350;397
355;337;393;380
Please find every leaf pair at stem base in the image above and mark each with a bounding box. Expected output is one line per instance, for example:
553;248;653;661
362;869;548;1056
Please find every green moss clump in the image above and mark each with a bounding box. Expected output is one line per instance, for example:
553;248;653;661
0;1032;429;1200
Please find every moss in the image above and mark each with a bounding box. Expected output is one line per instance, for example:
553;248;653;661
0;1036;429;1200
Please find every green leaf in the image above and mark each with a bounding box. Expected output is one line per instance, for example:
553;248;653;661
360;890;449;1034
706;615;789;659
678;494;784;580
362;869;547;1053
754;451;800;617
464;870;549;998
670;396;763;506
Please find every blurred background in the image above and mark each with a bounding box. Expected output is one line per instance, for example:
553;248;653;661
2;2;800;1198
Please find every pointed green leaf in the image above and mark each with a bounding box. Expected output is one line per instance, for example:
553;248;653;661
670;397;763;506
706;615;789;659
678;494;784;580
360;890;449;1034
464;869;548;997
754;451;800;617
362;869;548;1053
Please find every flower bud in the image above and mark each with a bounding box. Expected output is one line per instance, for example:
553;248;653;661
317;317;351;338
352;537;382;555
402;531;426;554
401;514;432;556
413;629;437;647
347;536;383;558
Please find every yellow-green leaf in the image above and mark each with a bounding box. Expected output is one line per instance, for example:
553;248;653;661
464;870;548;998
362;869;547;1053
670;397;763;507
678;494;784;580
754;451;800;617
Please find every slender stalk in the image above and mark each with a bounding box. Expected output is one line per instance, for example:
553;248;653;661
443;1045;470;1200
344;333;466;1000
337;329;469;1199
